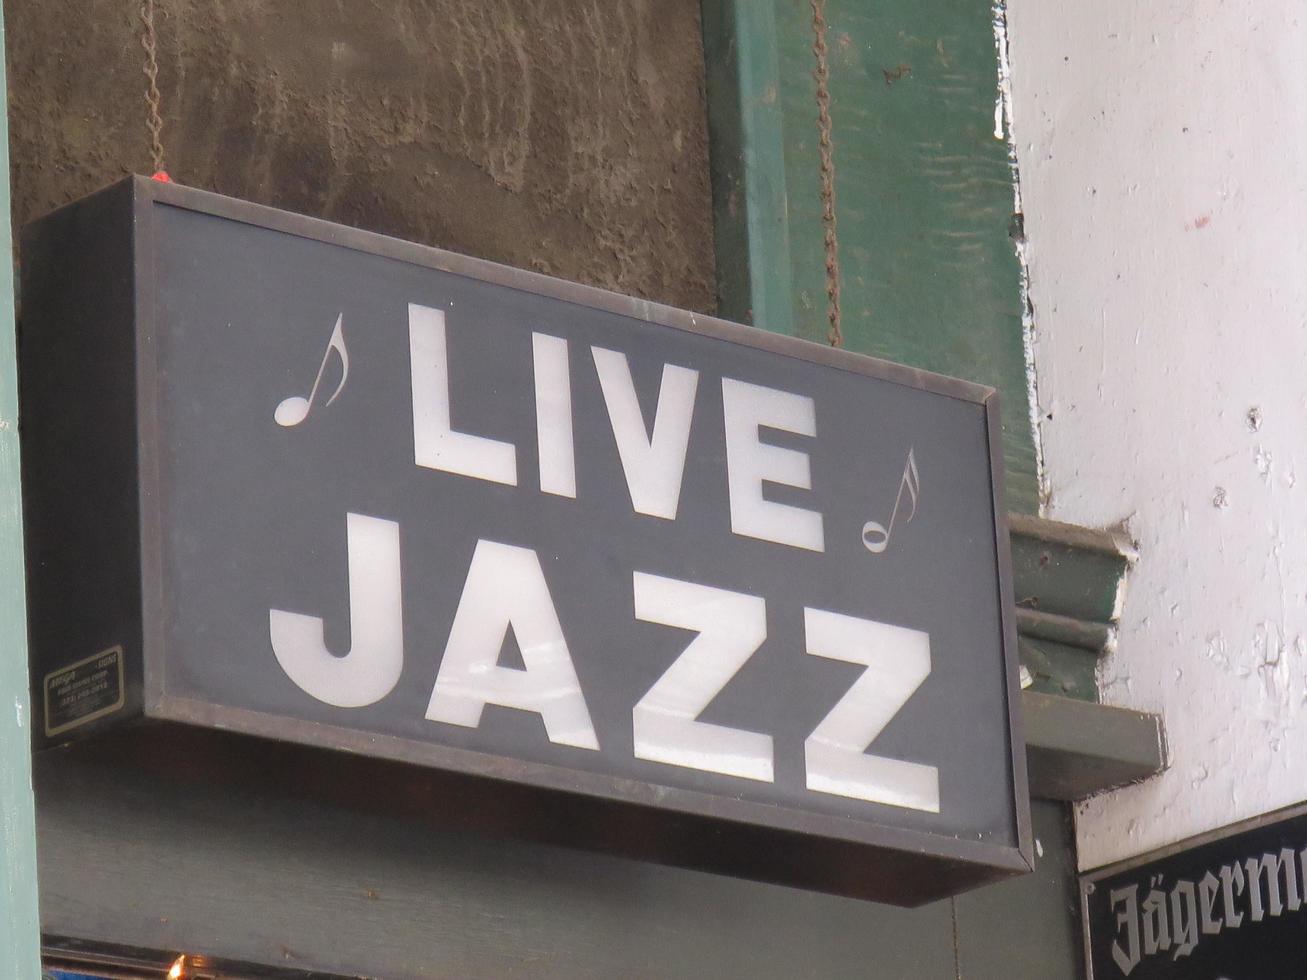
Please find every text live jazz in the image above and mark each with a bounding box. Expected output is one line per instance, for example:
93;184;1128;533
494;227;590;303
269;304;937;814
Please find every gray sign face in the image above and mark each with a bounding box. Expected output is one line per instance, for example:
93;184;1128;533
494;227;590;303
20;179;1029;904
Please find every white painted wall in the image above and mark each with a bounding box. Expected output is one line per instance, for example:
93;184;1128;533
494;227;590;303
1006;0;1307;870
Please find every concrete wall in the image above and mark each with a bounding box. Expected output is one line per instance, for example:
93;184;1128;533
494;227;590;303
1008;0;1307;869
4;0;715;313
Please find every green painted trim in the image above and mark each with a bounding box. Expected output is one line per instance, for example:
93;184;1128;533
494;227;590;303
1018;636;1099;702
0;6;42;975
1009;513;1136;560
1022;692;1167;802
1010;514;1135;703
1016;607;1114;652
1010;514;1134;629
701;0;1044;511
700;0;795;334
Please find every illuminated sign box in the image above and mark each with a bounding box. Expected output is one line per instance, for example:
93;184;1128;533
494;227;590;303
20;178;1029;905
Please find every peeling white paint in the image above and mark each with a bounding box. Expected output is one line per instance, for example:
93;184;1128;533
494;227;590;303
991;2;1015;145
992;0;1048;508
1007;0;1307;869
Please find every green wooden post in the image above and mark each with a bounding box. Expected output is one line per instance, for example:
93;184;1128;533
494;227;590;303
702;0;1040;514
0;6;43;976
699;5;1090;976
701;0;795;333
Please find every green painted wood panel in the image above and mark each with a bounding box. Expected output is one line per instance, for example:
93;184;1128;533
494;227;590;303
698;4;1080;976
0;4;42;974
38;737;1086;978
702;0;796;333
954;800;1083;978
708;0;1038;513
1009;515;1131;625
769;0;834;349
37;738;963;980
786;0;1035;512
1019;636;1100;702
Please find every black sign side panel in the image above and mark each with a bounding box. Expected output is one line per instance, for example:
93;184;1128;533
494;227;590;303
20;181;144;744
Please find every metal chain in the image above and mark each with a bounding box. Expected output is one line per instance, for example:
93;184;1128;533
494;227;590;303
810;0;843;348
140;0;166;175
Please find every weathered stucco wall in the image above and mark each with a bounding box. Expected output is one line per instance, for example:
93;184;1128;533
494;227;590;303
1008;0;1307;869
4;0;716;312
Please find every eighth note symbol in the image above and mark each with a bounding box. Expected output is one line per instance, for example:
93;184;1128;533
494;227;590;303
275;314;349;427
862;448;920;554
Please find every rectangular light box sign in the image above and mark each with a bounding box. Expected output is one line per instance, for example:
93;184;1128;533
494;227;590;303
19;178;1030;905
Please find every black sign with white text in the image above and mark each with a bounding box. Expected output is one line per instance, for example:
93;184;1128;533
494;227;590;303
19;178;1029;905
1083;806;1307;978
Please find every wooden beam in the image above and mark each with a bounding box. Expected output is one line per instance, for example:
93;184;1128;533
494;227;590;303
1022;691;1166;802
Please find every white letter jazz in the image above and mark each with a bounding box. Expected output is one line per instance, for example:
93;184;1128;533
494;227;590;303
632;572;773;782
427;540;599;750
804;607;939;812
409;302;517;486
270;512;404;708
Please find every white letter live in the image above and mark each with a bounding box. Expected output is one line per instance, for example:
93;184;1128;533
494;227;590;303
270;303;938;814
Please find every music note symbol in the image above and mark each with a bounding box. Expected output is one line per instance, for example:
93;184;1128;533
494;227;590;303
862;448;920;554
275;314;349;427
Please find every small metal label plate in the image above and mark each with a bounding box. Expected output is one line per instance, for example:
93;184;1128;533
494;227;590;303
44;646;126;737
